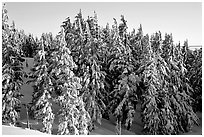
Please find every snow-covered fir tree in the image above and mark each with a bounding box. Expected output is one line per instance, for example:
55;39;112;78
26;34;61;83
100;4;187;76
51;29;91;135
2;4;25;126
29;34;55;134
62;11;107;130
108;16;139;134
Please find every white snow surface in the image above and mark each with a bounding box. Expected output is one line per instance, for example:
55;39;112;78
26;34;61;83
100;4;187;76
2;125;47;135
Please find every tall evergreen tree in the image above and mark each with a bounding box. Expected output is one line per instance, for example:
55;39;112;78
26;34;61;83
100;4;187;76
62;11;107;129
29;34;55;134
108;16;140;134
2;4;25;126
51;29;91;135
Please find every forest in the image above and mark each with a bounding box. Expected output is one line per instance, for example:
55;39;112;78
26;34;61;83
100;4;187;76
2;4;202;135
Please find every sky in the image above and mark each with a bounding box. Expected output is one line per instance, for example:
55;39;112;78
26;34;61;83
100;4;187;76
4;2;202;46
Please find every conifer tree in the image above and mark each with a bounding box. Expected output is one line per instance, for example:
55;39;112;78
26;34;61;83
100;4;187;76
108;16;140;134
2;4;25;126
29;34;55;134
51;29;90;135
140;33;177;134
62;11;107;129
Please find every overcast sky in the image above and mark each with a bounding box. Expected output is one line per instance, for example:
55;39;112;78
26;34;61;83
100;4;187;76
5;2;202;46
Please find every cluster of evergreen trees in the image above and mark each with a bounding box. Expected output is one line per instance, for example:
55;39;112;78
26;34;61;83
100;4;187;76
2;4;202;135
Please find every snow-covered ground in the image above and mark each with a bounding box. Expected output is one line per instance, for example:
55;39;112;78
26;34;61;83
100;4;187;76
2;125;47;135
2;58;202;135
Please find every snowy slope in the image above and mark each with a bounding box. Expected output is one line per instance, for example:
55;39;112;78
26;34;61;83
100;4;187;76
2;118;135;135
